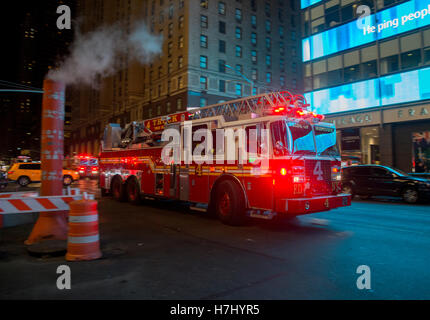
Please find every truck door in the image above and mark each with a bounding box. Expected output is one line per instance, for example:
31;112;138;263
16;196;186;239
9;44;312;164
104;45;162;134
242;123;272;210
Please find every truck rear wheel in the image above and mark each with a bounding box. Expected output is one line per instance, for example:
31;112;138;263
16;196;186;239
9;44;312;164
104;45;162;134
215;180;246;226
111;177;127;202
127;177;141;205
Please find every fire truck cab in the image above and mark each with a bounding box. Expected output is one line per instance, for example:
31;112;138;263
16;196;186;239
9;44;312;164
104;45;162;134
99;92;351;225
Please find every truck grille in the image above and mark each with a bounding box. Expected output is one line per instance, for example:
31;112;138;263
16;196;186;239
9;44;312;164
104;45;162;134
304;159;331;196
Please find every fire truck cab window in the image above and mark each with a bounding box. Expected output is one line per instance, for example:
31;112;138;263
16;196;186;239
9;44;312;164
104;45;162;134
288;121;316;155
314;126;339;157
271;120;289;156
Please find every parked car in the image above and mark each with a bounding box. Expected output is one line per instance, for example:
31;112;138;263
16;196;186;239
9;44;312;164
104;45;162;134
7;162;80;187
341;165;430;204
0;171;8;189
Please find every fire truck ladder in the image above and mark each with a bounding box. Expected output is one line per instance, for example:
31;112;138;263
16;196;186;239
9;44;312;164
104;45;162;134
189;91;308;121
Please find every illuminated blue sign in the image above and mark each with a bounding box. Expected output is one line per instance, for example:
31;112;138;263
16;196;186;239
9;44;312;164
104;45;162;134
305;66;430;114
301;0;323;9
303;0;430;62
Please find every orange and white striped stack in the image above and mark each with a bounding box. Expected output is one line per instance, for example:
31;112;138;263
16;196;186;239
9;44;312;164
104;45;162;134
66;199;102;261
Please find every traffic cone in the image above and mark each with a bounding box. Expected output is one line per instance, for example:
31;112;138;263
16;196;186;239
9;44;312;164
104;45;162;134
66;199;102;261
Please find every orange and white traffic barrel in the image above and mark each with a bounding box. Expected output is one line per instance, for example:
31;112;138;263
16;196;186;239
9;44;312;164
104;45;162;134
66;199;102;261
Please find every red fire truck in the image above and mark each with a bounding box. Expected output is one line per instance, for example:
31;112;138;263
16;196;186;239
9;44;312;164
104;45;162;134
99;92;351;225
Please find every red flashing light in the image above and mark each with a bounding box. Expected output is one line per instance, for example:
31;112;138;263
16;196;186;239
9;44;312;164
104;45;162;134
280;168;287;176
8;171;14;175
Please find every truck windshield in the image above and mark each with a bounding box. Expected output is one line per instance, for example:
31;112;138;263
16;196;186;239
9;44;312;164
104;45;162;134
288;121;316;155
314;125;339;157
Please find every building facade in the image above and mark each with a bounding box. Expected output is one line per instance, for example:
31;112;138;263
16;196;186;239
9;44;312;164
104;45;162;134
69;0;302;157
301;0;430;172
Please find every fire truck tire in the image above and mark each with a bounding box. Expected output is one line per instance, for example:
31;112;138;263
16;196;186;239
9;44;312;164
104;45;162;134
126;177;141;205
215;180;246;226
111;177;127;202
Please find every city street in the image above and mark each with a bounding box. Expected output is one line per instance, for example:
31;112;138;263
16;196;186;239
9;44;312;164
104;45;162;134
1;179;429;300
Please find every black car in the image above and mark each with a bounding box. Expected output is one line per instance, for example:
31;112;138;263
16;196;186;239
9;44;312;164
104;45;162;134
341;165;430;204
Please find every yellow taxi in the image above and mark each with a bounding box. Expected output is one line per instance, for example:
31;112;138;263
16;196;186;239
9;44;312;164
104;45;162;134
7;162;80;187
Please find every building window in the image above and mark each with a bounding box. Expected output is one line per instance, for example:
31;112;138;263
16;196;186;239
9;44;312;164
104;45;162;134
179;16;184;29
235;64;243;74
177;98;183;110
200;76;208;90
219;59;226;72
251;69;258;81
280;41;284;55
292;62;297;73
168;42;173;56
401;49;421;70
251;15;257;28
178;56;184;69
252;87;257;95
251;50;257;63
179;0;184;9
200;34;208;48
169;5;174;18
218;2;226;15
280;58;285;71
200;0;208;9
219;79;226;92
168;23;173;38
200;55;208;68
266;72;272;83
235;83;243;96
292;79;297;89
235;46;242;57
235;27;242;40
235;8;242;22
178;76;183;89
168;61;173;74
219;40;226;53
280;75;285;87
291;31;296;41
167;101;172;113
178;36;184;48
200;98;208;107
219;21;226;33
265;20;271;33
251;32;257;45
265;37;271;50
201;15;208;28
158;66;163;78
265;55;271;68
264;2;270;17
157;105;161;115
279;26;284;38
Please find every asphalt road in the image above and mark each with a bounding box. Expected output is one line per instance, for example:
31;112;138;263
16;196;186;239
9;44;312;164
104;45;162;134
0;179;429;299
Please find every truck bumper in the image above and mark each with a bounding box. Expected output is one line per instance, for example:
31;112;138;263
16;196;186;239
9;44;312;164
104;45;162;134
277;193;351;216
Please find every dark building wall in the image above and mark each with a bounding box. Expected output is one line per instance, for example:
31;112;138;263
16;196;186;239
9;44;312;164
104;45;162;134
393;120;430;172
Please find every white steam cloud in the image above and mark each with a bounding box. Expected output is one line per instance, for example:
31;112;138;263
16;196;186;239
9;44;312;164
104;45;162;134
48;21;163;86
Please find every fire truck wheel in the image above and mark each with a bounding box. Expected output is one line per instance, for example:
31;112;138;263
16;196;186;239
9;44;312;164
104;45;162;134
126;177;141;205
216;180;246;226
111;177;127;202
